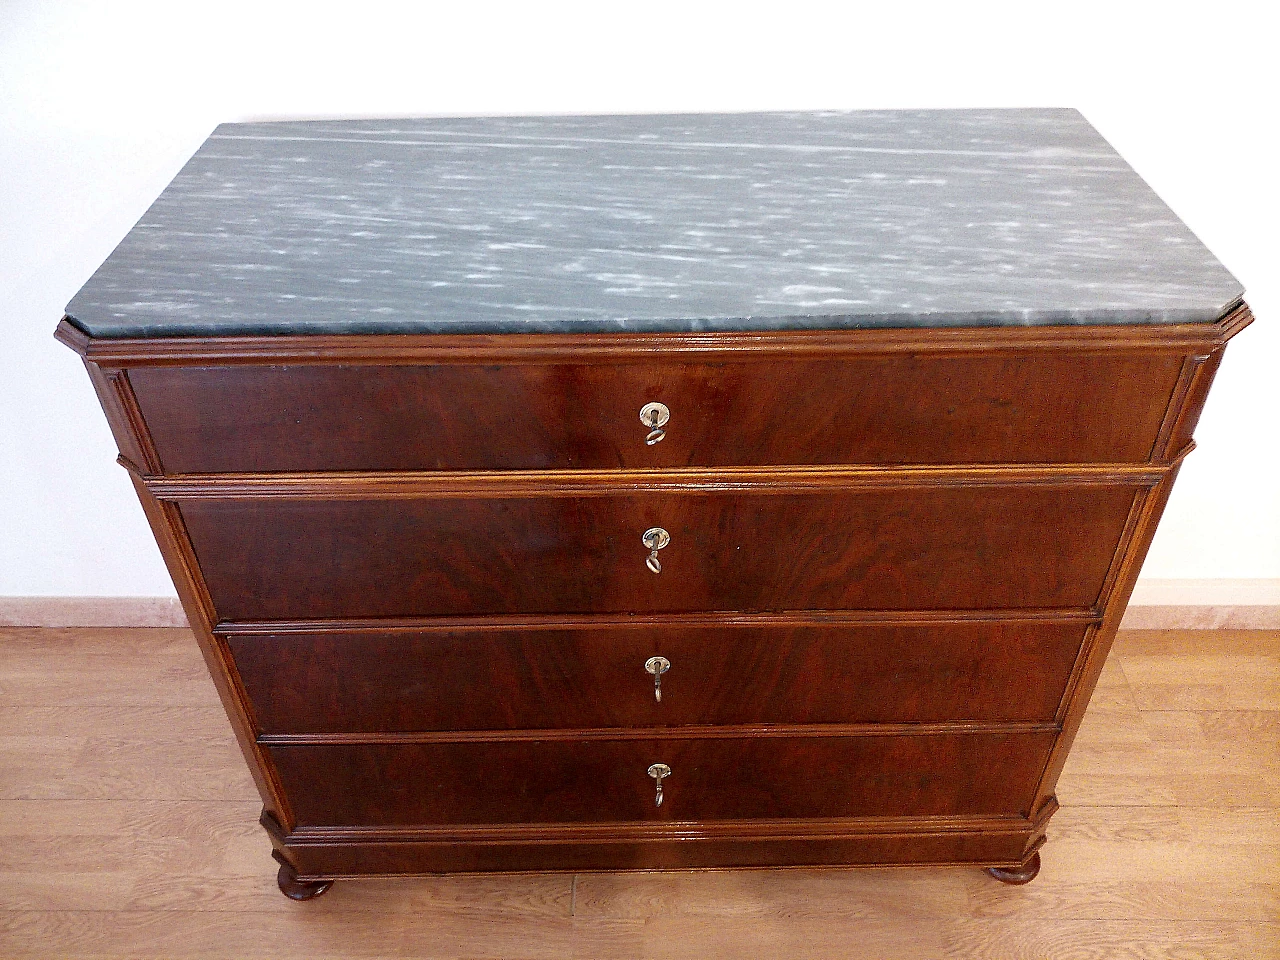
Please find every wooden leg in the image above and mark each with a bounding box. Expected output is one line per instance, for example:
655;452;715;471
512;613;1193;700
276;861;334;901
985;850;1041;885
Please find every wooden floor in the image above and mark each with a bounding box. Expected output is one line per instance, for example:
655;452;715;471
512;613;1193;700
0;627;1276;958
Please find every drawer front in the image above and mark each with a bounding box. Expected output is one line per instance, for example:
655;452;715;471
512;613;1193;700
128;352;1183;473
184;485;1137;621
269;732;1056;827
230;621;1087;734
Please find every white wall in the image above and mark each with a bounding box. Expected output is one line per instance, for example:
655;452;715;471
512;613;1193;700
2;1;1277;597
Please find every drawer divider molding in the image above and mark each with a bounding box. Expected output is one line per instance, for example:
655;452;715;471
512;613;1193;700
258;722;1061;746
217;608;1102;635
138;462;1178;499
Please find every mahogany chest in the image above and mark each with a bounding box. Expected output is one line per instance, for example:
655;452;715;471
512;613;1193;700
58;109;1249;898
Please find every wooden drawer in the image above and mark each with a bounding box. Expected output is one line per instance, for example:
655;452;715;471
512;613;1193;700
268;731;1057;827
184;485;1137;621
229;620;1087;733
128;352;1184;473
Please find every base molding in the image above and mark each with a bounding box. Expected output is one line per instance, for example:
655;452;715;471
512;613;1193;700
279;830;1041;878
263;805;1055;878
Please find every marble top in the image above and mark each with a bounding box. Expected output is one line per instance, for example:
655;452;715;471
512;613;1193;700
65;109;1243;338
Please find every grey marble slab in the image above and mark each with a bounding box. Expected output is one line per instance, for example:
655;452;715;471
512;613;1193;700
65;109;1243;337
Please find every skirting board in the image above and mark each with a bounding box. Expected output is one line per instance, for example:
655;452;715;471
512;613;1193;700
1119;579;1280;629
1;581;1278;629
0;596;189;628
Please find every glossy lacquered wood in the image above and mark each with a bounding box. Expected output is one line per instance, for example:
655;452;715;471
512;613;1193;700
268;732;1057;827
55;304;1252;891
228;620;1088;733
11;624;1274;955
274;857;332;901
986;850;1042;884
180;485;1139;621
280;829;1042;877
126;352;1186;473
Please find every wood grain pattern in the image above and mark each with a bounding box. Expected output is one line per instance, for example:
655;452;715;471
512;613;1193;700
53;301;1250;892
139;461;1174;498
127;351;1184;473
73;358;157;476
0;626;1275;959
123;471;295;828
179;485;1140;621
227;621;1087;733
1027;465;1175;813
281;833;1038;879
268;732;1057;827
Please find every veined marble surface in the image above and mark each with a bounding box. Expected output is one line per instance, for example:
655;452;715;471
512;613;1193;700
66;109;1243;337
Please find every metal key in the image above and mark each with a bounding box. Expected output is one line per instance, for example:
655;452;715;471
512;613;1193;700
642;527;670;574
640;402;669;445
647;763;671;807
645;656;670;702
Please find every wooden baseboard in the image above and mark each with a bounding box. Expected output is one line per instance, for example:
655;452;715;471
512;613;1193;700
0;596;188;628
1118;605;1280;629
2;581;1277;629
1118;579;1280;629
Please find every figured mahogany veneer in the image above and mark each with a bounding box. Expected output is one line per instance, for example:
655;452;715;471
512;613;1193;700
125;351;1186;473
268;732;1058;827
56;304;1251;894
226;619;1089;733
179;485;1138;621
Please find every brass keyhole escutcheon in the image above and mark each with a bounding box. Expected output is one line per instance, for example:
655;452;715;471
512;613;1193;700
642;527;670;573
645;656;670;702
640;402;669;445
647;763;671;807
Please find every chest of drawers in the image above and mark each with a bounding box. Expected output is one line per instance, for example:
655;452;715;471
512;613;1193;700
58;109;1249;899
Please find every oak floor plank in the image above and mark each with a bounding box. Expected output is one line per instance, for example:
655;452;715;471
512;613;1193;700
0;627;197;651
0;733;254;801
570;864;968;919
119;872;575;917
0;626;1277;958
1113;628;1280;658
0;909;643;960
1060;737;1280;808
0;706;236;739
1055;659;1175;808
0;873;140;912
0;799;261;836
569;868;953;958
0;628;216;707
1140;708;1280;748
1115;628;1280;710
940;919;1280;959
963;805;1280;922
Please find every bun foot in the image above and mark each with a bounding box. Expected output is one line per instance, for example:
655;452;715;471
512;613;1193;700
986;850;1041;885
276;862;333;901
